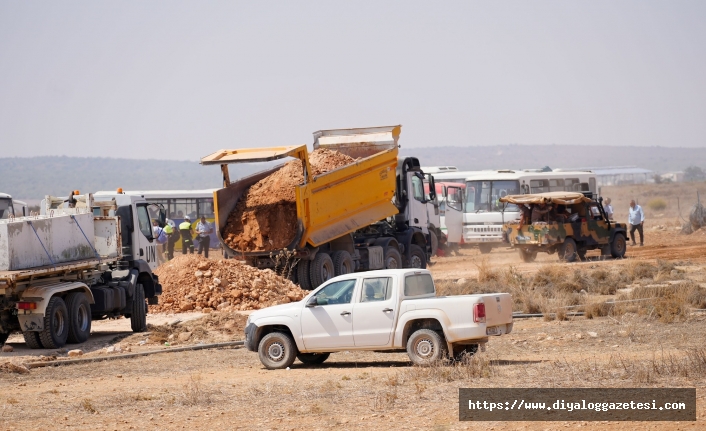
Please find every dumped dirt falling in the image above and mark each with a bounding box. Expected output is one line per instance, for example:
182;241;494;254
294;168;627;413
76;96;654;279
223;148;356;252
150;255;308;313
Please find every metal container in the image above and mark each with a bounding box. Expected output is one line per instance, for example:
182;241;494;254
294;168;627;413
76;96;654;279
0;212;97;271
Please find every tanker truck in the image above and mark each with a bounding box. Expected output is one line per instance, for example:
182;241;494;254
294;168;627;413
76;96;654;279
0;191;163;349
200;125;439;290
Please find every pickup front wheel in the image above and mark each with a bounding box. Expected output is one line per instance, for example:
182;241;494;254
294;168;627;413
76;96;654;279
258;332;297;370
407;329;447;366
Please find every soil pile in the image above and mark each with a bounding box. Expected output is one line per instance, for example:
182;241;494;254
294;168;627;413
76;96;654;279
223;148;356;252
150;255;308;313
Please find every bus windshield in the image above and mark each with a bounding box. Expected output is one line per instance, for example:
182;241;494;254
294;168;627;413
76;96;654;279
465;180;520;213
0;198;13;219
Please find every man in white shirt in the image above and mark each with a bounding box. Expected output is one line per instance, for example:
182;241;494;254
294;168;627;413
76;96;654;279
196;216;214;258
628;200;645;246
604;198;614;220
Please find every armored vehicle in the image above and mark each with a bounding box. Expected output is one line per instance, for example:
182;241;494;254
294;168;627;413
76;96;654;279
500;192;627;262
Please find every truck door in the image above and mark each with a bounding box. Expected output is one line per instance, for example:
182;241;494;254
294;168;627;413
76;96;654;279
300;279;356;349
445;186;464;243
352;276;396;346
134;203;159;271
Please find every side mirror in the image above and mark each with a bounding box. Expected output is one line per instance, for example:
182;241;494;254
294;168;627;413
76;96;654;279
305;296;318;308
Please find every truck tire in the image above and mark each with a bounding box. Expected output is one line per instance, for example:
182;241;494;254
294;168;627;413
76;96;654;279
332;251;354;276
309;253;334;289
479;244;492;254
408;244;426;269
407;329;447;366
39;296;70;349
384;248;402;269
558;238;578;263
131;283;147;333
297;260;312;290
23;331;43;349
518;248;537;263
258;332;297;370
297;352;330;365
0;332;9;347
66;292;92;344
610;233;626;259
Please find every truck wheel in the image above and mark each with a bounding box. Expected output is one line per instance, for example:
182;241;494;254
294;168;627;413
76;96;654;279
23;331;43;349
39;296;70;349
310;253;334;289
611;233;626;258
407;329;446;366
332;251;354;276
0;332;9;347
558;238;578;262
131;283;147;333
518;248;537;263
384;248;402;269
258;332;297;370
66;292;92;344
297;260;312;290
479;244;492;254
408;244;426;269
297;352;330;365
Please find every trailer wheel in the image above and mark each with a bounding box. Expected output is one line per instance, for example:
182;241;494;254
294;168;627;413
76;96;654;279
309;253;334;289
258;332;297;370
39;296;70;349
296;260;312;290
558;238;578;262
297;352;330;365
407;329;447;366
332;251;354;276
23;331;43;349
384;247;402;269
66;292;92;344
610;233;626;258
131;283;147;333
408;244;427;269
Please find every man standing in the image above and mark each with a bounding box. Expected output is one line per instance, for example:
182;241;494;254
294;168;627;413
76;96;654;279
604;198;614;220
164;218;178;260
628;200;645;246
179;216;195;254
151;219;168;264
196;215;214;258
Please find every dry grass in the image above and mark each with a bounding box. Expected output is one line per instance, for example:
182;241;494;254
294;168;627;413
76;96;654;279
647;198;667;211
610;349;706;383
79;398;98;414
180;374;213;406
402;353;496;383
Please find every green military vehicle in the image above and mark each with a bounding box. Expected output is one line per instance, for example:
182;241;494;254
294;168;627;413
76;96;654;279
499;192;627;263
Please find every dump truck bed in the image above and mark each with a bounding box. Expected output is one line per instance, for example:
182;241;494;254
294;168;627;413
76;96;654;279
204;126;401;257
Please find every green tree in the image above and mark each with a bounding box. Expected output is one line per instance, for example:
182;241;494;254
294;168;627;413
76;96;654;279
684;166;705;182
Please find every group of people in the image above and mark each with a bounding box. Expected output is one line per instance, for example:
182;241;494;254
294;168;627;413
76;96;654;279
517;197;646;247
151;215;214;264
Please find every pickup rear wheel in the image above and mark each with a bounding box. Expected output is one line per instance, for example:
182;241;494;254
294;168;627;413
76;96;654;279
611;233;626;258
558;238;578;263
310;253;334;289
258;332;297;370
39;296;70;349
407;329;447;366
296;260;312;290
332;251;354;276
66;292;92;344
297;352;330;365
23;331;43;349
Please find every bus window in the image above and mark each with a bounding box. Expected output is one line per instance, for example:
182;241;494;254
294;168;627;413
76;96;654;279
565;178;580;191
530;179;549;193
549;179;564;192
491;180;520;211
198;198;215;218
174;198;198;220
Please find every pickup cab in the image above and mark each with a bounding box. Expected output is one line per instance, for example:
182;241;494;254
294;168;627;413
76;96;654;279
244;269;513;369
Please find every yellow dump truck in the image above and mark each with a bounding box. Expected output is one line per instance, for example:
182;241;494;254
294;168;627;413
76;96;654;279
201;125;438;289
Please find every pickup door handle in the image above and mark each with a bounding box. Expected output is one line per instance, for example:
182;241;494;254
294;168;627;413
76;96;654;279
382;308;393;312
340;311;351;316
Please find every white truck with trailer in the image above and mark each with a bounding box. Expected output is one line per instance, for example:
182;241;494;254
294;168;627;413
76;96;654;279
244;269;513;369
0;191;163;349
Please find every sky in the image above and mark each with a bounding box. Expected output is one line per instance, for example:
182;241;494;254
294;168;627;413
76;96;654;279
1;1;705;162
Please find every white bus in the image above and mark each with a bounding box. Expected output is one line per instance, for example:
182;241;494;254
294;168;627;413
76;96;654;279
461;170;597;253
0;193;28;219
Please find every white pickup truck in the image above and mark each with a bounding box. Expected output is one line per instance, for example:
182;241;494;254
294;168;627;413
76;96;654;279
244;269;513;369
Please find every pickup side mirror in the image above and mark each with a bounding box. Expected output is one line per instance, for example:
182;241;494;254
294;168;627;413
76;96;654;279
305;296;318;308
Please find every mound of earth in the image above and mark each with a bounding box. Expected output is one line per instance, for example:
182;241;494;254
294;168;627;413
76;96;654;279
150;255;307;313
223;148;356;252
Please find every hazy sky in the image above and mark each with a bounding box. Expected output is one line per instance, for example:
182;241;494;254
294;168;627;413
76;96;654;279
1;1;705;162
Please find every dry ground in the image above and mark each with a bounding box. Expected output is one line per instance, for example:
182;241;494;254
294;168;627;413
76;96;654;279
2;184;706;430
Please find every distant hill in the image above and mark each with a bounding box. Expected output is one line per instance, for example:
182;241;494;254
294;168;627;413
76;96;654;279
400;145;706;173
3;146;704;200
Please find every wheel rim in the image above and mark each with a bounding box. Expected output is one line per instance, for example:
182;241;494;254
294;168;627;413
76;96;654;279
565;242;575;258
415;338;434;358
322;261;333;281
77;304;89;332
616;237;625;254
53;308;65;337
386;256;399;269
410;255;423;268
266;341;285;362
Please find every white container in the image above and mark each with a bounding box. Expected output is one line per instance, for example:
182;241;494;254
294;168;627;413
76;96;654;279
0;212;97;271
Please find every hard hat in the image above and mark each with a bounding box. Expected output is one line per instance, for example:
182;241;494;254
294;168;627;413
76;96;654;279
185;215;191;221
